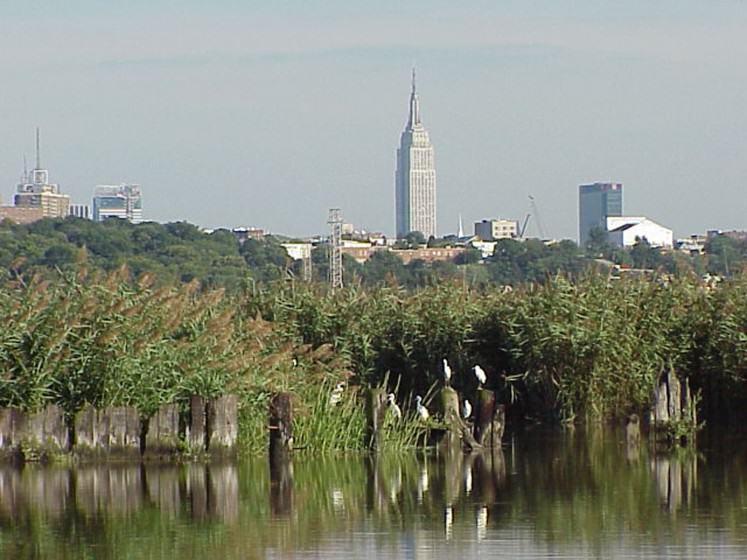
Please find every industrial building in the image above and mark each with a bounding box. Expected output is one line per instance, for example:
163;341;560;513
607;216;673;248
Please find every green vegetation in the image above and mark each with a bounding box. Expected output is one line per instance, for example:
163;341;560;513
2;217;746;294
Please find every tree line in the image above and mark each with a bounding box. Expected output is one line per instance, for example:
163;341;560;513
0;217;744;290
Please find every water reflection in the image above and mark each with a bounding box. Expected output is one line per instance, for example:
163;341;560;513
0;429;746;559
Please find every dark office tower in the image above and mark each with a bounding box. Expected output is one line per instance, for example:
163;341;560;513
579;182;623;247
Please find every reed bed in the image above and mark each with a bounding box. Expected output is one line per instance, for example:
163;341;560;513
1;268;746;454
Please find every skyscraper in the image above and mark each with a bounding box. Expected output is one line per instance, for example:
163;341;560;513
93;184;143;223
578;182;623;246
395;70;436;239
14;129;71;218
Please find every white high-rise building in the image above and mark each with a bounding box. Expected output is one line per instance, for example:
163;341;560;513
395;70;436;239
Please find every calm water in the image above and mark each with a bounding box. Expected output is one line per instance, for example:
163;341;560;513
2;428;747;559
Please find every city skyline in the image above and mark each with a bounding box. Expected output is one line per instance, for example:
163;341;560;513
1;2;746;239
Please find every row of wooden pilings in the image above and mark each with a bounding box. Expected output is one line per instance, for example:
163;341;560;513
0;395;238;462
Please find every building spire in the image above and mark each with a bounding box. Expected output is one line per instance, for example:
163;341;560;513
22;154;28;183
408;68;421;128
35;127;41;170
458;213;464;238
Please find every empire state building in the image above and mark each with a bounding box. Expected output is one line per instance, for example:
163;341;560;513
395;71;436;239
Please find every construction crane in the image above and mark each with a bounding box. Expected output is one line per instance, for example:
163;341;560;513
528;195;546;239
518;213;531;239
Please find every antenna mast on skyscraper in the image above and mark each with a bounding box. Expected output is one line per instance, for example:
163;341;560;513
327;208;343;290
35;127;41;169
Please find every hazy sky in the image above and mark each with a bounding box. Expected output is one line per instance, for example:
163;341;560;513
1;1;746;240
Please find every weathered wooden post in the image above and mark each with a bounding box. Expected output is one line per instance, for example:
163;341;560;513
269;393;293;460
0;408;13;459
207;395;238;459
269;392;294;517
8;404;70;461
0;408;25;460
104;406;141;460
74;405;99;459
649;368;698;445
189;396;207;454
474;389;505;449
439;387;461;452
144;403;180;461
365;388;386;450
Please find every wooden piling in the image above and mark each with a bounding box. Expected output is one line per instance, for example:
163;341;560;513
74;405;99;459
144;403;180;461
439;387;461;452
365;388;386;450
269;393;293;460
649;368;698;445
475;389;505;449
189;396;207;453
105;406;141;460
207;395;238;459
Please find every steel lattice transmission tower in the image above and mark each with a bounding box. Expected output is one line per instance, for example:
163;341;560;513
302;248;312;282
327;208;343;289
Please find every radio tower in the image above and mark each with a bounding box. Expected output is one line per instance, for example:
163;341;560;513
328;208;343;289
302;249;312;282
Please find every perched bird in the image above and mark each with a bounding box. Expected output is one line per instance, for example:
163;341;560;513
415;395;430;421
473;364;487;387
329;382;345;406
442;358;453;386
462;398;473;420
386;393;402;420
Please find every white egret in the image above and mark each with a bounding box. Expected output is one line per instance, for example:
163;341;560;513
415;395;430;421
462;399;473;419
329;382;345;406
386;393;402;420
473;364;487;387
442;358;452;386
